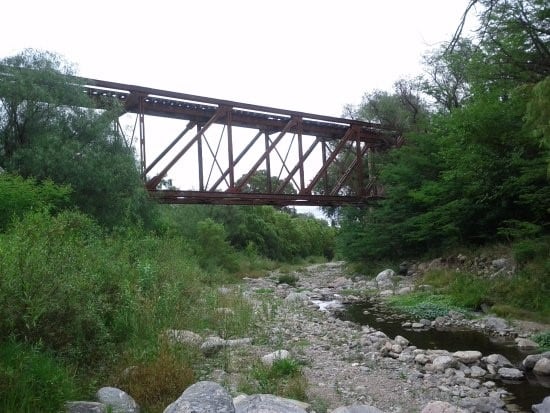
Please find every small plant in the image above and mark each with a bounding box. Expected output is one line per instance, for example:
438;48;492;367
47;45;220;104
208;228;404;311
114;344;195;412
238;358;307;401
533;331;550;349
0;340;77;413
278;273;299;286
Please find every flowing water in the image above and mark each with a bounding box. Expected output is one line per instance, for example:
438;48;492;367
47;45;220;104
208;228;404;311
339;299;550;412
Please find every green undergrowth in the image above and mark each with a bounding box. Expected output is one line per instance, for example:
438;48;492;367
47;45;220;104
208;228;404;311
238;358;307;402
389;239;550;322
386;293;468;320
533;332;550;350
0;208;322;412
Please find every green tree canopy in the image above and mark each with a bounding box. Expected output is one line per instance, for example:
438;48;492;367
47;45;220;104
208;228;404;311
0;49;154;228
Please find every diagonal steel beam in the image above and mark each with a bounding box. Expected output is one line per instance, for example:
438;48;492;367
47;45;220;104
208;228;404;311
146;106;228;189
329;143;369;196
304;126;359;194
210;129;263;191
145;121;196;174
276;138;320;194
234;118;299;192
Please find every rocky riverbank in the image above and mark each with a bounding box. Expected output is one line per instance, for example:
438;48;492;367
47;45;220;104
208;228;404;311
67;262;550;413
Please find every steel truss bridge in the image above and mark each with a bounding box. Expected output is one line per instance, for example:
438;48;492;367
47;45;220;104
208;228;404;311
2;65;401;206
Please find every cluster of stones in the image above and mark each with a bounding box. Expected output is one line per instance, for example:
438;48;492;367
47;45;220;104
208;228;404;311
66;262;550;413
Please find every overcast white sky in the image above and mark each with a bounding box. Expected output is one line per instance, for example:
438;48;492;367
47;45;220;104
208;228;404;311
1;0;472;117
1;1;474;215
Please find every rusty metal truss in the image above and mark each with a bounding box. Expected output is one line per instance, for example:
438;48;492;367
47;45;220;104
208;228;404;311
0;63;399;206
83;78;400;206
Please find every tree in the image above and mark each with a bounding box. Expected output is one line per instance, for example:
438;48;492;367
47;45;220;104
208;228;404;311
236;169;297;194
0;49;154;228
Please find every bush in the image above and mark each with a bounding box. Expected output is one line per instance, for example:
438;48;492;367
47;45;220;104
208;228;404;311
0;174;70;231
0;340;77;413
239;358;307;401
0;210;137;365
533;331;550;349
114;344;195;412
278;273;299;286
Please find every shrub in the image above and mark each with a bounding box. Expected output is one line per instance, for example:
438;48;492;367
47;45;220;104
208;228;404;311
278;273;299;286
533;331;550;349
114;344;195;412
0;340;77;413
0;210;137;365
239;358;307;401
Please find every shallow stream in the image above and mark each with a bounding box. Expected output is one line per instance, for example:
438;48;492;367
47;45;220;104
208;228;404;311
339;299;549;412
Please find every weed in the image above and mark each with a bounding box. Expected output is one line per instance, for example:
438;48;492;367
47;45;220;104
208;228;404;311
114;343;195;413
278;273;299;286
0;340;77;413
238;358;307;401
533;331;550;350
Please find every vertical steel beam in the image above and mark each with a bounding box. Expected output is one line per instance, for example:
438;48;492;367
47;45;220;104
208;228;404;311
321;142;328;194
235;118;298;192
304;126;358;193
277;138;319;194
211;130;263;192
356;136;364;196
227;110;234;189
197;123;204;191
297;123;305;192
138;96;146;179
265;131;272;193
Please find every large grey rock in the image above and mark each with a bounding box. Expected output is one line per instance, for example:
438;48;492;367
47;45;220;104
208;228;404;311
200;336;227;356
432;355;455;371
482;316;508;332
285;292;309;303
515;337;539;349
165;330;202;346
459;396;505;412
534;357;550;376
261;349;290;366
234;394;307;413
523;354;543;370
394;335;409;347
532;396;550;413
498;367;524;380
453;350;482;364
96;387;139;413
332;405;385;413
375;269;395;283
421;401;467;413
66;401;107;413
164;381;234;413
482;353;512;368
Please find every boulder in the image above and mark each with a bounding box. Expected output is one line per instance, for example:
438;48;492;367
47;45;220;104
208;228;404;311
432;355;455;371
523;354;543;370
515;337;539;349
95;387;139;413
165;330;202;346
421;401;467;413
332;405;386;413
482;353;512;368
453;350;482;364
200;336;227;356
534;357;550;376
234;394;307;413
163;381;234;413
66;401;107;413
532;396;550;413
482;317;509;333
375;269;395;283
498;367;524;380
261;349;290;366
285;292;309;303
470;365;487;378
459;396;505;412
226;338;252;348
394;335;410;347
